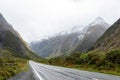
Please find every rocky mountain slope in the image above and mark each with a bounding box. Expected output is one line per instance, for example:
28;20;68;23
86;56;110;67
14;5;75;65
30;17;109;57
74;17;109;52
0;13;39;59
90;18;120;51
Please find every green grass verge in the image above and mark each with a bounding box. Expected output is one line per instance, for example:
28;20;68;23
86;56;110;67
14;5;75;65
0;49;29;80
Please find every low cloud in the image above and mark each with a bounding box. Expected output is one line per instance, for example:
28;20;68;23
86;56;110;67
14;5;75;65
0;0;120;42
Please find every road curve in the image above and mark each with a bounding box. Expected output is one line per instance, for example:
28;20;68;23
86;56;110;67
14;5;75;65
29;61;120;80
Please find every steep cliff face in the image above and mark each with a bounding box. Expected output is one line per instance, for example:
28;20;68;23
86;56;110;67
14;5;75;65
90;18;120;51
0;13;38;59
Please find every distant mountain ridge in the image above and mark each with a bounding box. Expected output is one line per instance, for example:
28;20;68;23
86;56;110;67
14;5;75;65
30;17;110;57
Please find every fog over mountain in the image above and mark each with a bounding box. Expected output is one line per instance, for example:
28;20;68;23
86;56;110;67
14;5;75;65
0;0;120;42
30;17;110;57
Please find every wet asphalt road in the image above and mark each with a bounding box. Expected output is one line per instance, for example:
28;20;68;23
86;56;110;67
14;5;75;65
8;61;120;80
28;61;120;80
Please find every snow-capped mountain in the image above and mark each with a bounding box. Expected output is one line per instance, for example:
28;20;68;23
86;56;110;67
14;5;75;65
30;17;110;57
74;17;110;52
89;17;109;27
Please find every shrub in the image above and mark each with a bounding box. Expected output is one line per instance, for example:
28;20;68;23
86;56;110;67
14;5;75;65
106;50;120;65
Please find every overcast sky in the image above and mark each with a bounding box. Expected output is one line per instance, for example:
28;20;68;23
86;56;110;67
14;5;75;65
0;0;120;43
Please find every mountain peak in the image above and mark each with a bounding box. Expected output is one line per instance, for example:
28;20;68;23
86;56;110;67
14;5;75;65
95;17;105;22
93;17;105;24
89;17;109;27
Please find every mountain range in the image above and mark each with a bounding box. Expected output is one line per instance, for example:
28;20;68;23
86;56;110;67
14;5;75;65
30;17;110;57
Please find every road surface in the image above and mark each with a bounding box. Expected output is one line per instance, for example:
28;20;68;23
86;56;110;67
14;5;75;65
8;60;120;80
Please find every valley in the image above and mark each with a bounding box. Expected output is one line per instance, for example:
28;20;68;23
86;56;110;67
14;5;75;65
0;10;120;80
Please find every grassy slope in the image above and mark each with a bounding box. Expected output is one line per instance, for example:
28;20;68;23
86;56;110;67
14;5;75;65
0;14;42;80
0;49;43;80
0;31;41;80
2;30;40;60
0;49;29;80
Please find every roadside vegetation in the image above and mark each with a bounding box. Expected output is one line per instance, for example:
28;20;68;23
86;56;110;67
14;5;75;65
0;49;44;80
0;49;28;80
47;50;120;76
